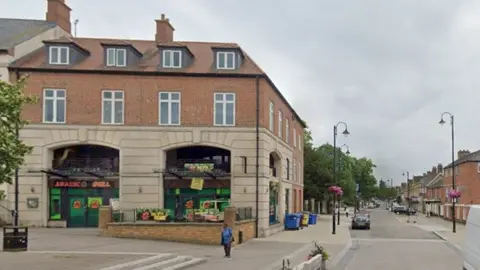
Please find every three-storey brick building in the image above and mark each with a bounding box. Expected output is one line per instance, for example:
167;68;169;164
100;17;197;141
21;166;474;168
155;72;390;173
8;6;305;236
441;149;480;221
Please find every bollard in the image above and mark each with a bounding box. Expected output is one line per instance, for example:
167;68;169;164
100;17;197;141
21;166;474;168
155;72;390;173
238;231;243;244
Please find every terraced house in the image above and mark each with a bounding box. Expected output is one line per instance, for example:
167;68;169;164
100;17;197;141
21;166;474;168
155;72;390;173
8;4;305;237
440;149;480;222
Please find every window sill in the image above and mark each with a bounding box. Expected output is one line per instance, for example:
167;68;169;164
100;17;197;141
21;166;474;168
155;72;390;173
42;122;66;124
213;124;236;127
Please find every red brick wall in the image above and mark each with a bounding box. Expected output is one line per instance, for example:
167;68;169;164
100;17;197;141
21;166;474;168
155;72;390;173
19;72;304;148
444;162;480;204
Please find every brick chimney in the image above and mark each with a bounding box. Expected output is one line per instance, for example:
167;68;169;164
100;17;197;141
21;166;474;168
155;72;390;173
457;150;470;159
432;166;437;174
46;0;72;34
437;163;443;173
155;14;175;43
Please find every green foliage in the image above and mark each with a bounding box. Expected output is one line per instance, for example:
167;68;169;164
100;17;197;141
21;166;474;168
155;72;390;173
303;124;379;204
376;179;398;200
0;77;36;185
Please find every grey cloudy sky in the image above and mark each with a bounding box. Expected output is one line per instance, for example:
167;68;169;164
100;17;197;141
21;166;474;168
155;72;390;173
2;0;480;185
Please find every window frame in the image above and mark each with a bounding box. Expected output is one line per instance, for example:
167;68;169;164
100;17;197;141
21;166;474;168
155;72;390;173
101;90;124;125
162;49;182;68
293;128;297;147
286;158;290;180
213;93;236;126
285;119;289;143
269;101;274;131
48;46;69;65
42;88;66;124
278;111;283;138
106;48;127;67
216;51;236;70
158;92;181;125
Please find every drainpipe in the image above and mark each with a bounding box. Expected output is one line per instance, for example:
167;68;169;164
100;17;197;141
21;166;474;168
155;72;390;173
13;69;20;227
255;75;260;238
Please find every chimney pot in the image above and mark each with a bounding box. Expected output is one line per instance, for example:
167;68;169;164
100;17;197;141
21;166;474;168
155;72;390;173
155;14;175;43
46;0;72;34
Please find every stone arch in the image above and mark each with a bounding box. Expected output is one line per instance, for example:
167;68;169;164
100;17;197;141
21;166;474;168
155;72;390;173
164;143;232;174
269;151;282;178
45;140;121;151
162;142;233;152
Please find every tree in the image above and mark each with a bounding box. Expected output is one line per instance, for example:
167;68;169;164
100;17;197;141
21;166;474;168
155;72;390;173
302;122;378;207
0;77;36;184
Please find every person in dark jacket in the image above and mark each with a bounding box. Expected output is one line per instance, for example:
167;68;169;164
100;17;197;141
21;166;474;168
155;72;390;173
220;223;233;257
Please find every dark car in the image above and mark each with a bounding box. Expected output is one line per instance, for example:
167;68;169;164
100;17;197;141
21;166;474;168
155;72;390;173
352;214;370;230
393;206;416;215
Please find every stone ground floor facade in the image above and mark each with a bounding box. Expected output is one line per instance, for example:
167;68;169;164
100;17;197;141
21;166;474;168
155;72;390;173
6;125;303;237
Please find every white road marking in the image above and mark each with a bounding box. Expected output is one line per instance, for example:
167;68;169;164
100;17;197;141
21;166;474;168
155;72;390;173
352;237;444;243
131;256;190;270
27;251;160;255
97;254;175;270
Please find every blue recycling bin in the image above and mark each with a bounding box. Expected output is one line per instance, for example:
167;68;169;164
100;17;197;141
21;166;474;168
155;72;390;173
308;214;317;225
284;214;300;230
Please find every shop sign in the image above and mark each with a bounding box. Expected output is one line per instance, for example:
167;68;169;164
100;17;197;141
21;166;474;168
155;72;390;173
53;180;113;188
136;208;171;221
190;178;204;190
184;163;214;172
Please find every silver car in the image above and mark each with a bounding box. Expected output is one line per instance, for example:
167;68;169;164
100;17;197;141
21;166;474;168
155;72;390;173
352;214;371;230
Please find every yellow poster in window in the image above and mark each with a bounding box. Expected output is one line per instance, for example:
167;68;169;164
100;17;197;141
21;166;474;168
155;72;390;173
190;178;204;190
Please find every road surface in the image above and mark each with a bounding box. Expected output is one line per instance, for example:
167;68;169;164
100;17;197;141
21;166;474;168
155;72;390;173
334;209;463;270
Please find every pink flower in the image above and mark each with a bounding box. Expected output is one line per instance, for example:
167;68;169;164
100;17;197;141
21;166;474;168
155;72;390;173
447;190;461;198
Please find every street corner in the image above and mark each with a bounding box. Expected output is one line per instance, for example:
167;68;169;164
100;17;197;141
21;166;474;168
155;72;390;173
0;251;206;270
327;238;353;269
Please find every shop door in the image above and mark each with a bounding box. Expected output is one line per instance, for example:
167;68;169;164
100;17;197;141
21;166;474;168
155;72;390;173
68;197;86;227
86;197;103;227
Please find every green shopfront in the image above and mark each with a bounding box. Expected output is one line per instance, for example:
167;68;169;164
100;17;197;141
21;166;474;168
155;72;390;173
162;146;231;222
48;179;119;227
46;145;120;228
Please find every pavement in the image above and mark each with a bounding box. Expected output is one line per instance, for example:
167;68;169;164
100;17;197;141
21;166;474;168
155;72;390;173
394;212;465;253
333;208;464;270
0;214;352;270
190;213;352;270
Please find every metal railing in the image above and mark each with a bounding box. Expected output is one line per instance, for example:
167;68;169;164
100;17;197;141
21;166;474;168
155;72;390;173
236;207;253;221
53;158;120;174
166;159;230;173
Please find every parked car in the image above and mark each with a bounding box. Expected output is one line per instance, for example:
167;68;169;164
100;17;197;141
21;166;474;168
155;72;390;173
464;205;480;270
352;214;370;230
393;206;416;215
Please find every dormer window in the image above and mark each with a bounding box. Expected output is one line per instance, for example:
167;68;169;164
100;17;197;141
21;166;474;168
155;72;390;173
162;50;182;68
49;46;69;65
106;48;127;67
217;51;235;69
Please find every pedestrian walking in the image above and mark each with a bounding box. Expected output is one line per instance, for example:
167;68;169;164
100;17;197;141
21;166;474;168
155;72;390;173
221;222;234;258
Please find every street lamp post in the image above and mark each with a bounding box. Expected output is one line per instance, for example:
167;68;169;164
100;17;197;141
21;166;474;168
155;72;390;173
332;122;350;235
337;144;350;225
402;172;410;222
439;112;456;233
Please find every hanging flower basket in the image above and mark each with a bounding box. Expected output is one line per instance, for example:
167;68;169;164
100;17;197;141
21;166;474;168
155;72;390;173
447;190;461;199
328;185;343;196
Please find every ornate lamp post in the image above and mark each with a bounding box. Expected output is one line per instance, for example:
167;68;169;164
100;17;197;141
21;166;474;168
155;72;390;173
439;112;456;233
332;121;349;235
337;144;350;225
